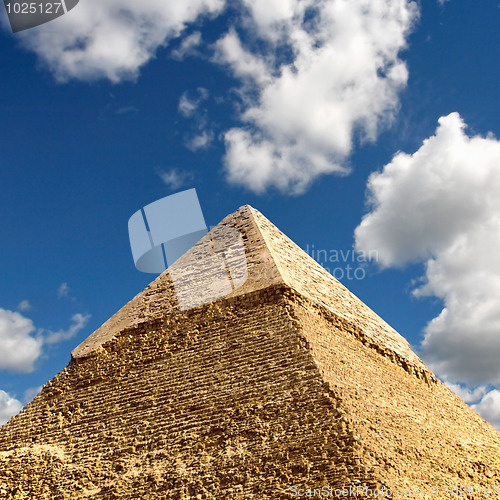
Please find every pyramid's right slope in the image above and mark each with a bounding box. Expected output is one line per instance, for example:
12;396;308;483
248;206;500;487
1;205;499;499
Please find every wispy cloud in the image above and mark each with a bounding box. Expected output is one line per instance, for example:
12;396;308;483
178;87;209;118
57;282;71;299
157;168;194;190
44;313;90;345
115;105;139;115
185;130;214;152
171;31;203;61
17;300;31;312
178;88;214;150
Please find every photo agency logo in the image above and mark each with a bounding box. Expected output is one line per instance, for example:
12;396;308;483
128;189;248;311
3;0;79;33
305;244;379;281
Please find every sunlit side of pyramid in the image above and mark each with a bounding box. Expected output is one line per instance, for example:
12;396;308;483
1;205;499;499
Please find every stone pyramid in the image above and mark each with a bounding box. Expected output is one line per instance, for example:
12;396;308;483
1;205;499;499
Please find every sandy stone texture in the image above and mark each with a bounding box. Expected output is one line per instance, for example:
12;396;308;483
0;206;499;499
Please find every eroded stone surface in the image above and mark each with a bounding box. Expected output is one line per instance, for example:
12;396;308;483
1;206;499;499
72;205;427;375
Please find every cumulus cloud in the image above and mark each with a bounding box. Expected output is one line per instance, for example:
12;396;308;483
214;29;271;86
354;113;500;269
444;381;488;405
44;313;90;344
354;112;500;427
217;0;419;193
16;0;226;82
0;306;90;372
0;390;23;426
0;308;43;373
10;0;418;193
444;381;500;430
157;168;194;190
0;306;88;422
471;389;500;430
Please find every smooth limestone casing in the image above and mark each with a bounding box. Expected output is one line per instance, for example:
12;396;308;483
0;205;499;499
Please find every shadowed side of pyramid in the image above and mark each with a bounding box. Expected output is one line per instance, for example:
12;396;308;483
249;208;429;374
1;205;499;498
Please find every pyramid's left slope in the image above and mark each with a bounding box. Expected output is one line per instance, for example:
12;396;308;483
72;205;282;358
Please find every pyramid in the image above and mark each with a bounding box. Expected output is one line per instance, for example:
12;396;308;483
1;205;499;499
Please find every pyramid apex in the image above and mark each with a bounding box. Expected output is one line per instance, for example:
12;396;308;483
3;207;500;497
231;203;260;217
239;203;260;211
70;204;283;358
73;204;429;379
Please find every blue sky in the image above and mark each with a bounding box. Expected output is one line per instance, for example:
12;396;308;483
1;0;500;429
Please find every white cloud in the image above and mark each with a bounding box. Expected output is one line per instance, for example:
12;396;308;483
171;31;203;60
115;106;139;115
355;113;500;389
158;168;194;190
0;308;43;373
471;389;500;430
58;282;70;299
186;130;214;151
11;0;418;194
178;88;209;117
0;390;23;426
17;300;31;312
178;88;214;150
446;382;500;431
44;313;90;345
217;0;419;193
445;381;488;405
16;0;226;82
214;29;271;86
0;306;90;372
